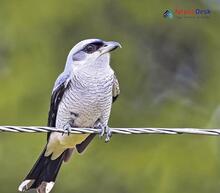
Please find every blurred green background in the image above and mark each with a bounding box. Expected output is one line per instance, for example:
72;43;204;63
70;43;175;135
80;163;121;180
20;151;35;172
0;0;220;193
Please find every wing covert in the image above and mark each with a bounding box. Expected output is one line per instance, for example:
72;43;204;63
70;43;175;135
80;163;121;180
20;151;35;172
112;74;120;103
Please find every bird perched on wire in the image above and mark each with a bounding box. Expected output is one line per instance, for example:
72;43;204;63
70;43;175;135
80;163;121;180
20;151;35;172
18;39;121;193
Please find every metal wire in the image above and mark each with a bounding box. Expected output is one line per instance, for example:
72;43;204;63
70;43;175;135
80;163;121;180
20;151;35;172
1;126;220;136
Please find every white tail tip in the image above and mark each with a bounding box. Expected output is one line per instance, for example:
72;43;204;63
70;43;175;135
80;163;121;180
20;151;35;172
18;179;34;192
37;181;55;193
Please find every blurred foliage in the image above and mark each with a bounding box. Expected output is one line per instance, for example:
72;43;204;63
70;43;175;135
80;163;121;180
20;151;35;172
0;0;220;193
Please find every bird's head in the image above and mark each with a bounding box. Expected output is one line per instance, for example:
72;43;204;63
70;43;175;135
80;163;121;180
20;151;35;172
64;39;121;73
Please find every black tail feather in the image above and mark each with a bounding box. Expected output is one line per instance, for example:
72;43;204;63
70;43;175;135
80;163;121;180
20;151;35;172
22;148;66;190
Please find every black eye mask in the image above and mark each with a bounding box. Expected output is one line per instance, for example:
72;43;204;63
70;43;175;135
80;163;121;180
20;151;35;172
82;41;104;54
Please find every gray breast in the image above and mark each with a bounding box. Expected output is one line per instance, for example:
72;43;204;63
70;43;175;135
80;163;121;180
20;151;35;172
56;73;114;129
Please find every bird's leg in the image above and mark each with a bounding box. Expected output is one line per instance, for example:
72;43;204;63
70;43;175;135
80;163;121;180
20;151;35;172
94;122;112;142
105;125;112;143
94;122;105;138
63;122;72;136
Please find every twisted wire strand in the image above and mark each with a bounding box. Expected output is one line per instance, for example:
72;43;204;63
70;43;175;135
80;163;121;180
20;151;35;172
0;126;220;136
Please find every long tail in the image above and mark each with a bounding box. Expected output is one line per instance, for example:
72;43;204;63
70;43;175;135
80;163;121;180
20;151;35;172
18;147;66;193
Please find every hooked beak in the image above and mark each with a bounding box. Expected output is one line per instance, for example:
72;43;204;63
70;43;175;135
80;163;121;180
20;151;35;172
100;41;122;55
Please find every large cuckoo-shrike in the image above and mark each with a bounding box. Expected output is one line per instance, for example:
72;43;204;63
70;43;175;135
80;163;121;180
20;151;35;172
18;39;121;193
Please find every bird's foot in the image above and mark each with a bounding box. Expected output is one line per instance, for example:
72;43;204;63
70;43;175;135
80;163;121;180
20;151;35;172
105;126;112;143
63;123;72;136
95;123;112;142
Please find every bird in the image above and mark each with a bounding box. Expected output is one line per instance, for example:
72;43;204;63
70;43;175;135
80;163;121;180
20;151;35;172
18;38;121;193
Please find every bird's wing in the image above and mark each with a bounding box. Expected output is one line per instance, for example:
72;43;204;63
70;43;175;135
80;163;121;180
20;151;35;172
112;74;120;102
76;74;120;153
47;73;70;139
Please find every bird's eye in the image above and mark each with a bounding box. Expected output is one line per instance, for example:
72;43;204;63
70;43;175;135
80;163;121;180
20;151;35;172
83;44;97;54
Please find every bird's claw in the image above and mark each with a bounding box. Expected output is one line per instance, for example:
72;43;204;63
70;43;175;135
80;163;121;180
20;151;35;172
98;125;105;138
63;124;72;136
95;124;112;142
105;126;112;143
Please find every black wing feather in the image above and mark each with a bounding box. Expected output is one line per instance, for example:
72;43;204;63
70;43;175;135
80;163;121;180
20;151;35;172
113;95;119;103
47;82;69;140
